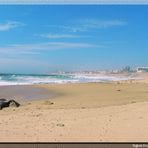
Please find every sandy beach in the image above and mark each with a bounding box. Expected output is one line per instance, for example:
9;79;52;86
0;80;148;142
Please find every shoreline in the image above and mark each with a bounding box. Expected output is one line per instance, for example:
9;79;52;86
0;72;147;86
0;85;56;104
0;79;148;108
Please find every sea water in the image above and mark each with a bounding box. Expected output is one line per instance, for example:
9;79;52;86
0;73;136;86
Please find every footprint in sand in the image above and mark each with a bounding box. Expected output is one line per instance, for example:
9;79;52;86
56;123;65;127
116;89;121;92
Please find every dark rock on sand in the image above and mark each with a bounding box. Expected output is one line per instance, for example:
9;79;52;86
0;99;20;110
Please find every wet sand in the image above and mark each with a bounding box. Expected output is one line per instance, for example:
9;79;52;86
0;81;148;142
0;85;55;104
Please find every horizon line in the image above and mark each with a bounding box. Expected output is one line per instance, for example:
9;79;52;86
0;66;147;75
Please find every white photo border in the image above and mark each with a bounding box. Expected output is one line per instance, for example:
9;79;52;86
0;0;148;5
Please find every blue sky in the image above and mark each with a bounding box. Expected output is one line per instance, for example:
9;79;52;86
0;5;148;74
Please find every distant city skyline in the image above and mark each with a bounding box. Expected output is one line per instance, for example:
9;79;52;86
0;5;148;74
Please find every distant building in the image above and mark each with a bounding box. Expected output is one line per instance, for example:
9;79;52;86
137;67;148;72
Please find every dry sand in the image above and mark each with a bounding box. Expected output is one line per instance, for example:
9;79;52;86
0;81;148;142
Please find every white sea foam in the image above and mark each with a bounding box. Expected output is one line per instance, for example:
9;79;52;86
72;74;136;82
0;74;140;86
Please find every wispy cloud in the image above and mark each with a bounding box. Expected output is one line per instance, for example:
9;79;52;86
0;42;100;56
0;21;24;31
40;33;81;39
59;19;127;33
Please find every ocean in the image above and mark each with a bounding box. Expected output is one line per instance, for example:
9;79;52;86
0;73;136;86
